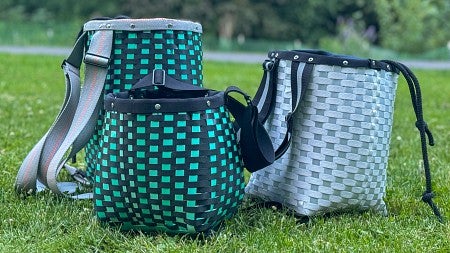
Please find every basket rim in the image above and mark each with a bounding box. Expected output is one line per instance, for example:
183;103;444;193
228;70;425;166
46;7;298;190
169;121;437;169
84;18;203;33
104;90;224;114
268;50;398;73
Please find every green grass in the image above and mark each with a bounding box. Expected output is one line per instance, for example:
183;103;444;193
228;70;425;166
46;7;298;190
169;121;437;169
0;21;81;46
0;53;449;252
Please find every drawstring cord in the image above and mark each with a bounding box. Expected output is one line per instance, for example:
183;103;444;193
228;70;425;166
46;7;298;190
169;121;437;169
383;60;443;223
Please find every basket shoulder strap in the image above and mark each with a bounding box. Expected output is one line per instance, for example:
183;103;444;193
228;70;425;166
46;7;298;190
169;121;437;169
254;58;313;160
225;86;275;172
274;61;313;159
253;59;278;123
15;30;113;198
15;32;86;195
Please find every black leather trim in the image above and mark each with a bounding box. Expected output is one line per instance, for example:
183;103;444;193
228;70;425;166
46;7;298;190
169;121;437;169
104;90;225;113
268;50;398;73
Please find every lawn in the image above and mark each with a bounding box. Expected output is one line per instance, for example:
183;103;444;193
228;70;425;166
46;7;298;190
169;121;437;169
0;53;449;252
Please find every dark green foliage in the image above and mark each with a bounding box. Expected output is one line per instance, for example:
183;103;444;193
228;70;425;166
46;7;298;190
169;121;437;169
375;0;450;54
1;0;449;54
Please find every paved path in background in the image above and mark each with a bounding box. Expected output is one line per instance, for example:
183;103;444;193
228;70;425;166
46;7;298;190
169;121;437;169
1;45;450;69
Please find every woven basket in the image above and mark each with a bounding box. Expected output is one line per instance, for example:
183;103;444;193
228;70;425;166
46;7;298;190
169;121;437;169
94;72;245;234
246;50;399;216
15;18;203;197
84;18;203;181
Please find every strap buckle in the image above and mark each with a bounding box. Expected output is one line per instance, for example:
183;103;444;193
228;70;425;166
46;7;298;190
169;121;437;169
84;53;110;68
263;59;275;71
152;69;166;86
64;164;91;186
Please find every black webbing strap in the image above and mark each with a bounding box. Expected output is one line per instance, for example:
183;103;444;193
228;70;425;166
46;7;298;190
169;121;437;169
253;59;279;124
129;70;275;173
225;86;275;172
253;58;314;160
131;69;205;92
274;62;313;159
382;60;443;223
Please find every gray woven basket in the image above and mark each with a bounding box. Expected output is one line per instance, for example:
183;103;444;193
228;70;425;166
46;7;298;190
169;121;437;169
246;50;399;216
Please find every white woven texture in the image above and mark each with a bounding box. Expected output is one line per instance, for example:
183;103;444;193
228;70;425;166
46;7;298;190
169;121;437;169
246;59;399;216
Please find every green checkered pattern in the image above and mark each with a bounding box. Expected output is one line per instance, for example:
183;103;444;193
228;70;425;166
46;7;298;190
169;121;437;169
94;106;245;234
84;29;203;181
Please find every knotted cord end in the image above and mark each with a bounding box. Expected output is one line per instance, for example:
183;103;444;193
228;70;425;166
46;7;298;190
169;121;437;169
415;120;435;146
425;127;435;146
422;191;444;223
421;191;434;202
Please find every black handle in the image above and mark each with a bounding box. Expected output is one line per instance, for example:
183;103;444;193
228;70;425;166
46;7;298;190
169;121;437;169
225;86;275;172
132;69;205;92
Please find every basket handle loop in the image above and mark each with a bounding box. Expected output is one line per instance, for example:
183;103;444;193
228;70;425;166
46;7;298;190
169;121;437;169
131;69;205;92
253;55;314;160
225;86;275;172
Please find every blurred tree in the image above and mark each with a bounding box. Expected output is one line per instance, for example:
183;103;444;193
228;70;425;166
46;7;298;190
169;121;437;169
375;0;450;54
0;0;122;23
291;0;378;45
121;0;259;43
1;0;448;54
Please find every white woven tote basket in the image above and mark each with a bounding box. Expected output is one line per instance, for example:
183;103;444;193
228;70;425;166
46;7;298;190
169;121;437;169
245;50;441;219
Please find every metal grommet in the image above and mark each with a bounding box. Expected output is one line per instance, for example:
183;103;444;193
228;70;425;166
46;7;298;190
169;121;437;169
308;57;314;62
106;23;111;29
371;60;376;66
155;104;161;110
206;100;211;107
111;102;114;109
130;23;135;29
168;23;174;28
293;55;299;60
275;53;279;57
271;52;275;57
386;64;391;70
343;60;349;66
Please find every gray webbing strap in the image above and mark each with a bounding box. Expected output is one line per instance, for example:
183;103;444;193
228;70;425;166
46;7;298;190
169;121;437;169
252;59;311;159
292;62;306;112
15;30;113;198
255;60;276;123
15;47;82;194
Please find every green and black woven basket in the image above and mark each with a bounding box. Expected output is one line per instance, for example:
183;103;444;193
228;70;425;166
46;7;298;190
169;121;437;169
94;70;246;234
84;18;204;181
